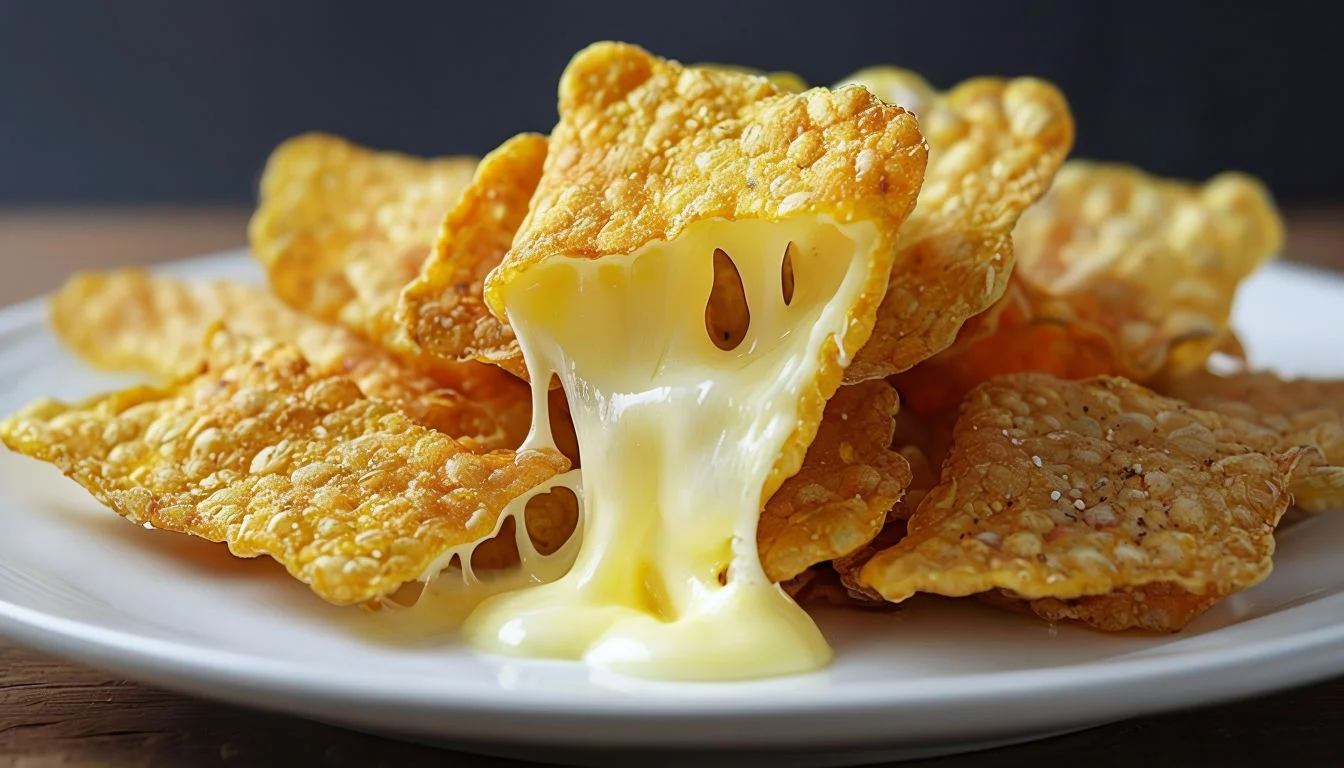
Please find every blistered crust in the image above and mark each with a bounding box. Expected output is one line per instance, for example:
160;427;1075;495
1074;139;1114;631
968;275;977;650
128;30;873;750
757;381;911;582
487;42;924;305
1160;370;1344;512
486;42;925;496
248;132;477;361
0;332;568;605
399;133;547;380
860;373;1309;630
48;270;530;452
842;70;1075;380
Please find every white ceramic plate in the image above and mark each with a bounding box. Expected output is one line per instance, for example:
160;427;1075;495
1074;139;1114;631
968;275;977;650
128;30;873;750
2;251;1343;767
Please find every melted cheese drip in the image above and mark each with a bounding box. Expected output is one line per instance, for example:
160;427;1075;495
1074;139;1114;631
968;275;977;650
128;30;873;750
460;217;878;681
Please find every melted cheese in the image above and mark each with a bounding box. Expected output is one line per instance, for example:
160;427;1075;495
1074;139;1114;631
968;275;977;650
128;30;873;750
458;217;879;681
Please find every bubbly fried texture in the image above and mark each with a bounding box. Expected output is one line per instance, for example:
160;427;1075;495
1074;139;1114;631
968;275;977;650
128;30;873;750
47;270;530;452
399;133;546;380
487;42;926;498
0;332;569;605
757;381;911;582
899;162;1284;412
838;68;1075;380
249;132;477;358
1025;582;1222;632
696;63;808;93
860;373;1309;631
1160;370;1344;512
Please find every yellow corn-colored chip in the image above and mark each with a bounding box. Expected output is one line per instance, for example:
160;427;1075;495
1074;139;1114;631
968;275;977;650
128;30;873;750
859;373;1311;631
836;67;1075;380
757;380;911;582
893;162;1284;414
1024;582;1224;633
1016;162;1284;378
696;63;808;93
399;133;547;380
248;132;477;359
1159;370;1344;512
916;162;1282;400
894;279;1121;415
48;270;531;452
0;331;569;605
487;42;927;497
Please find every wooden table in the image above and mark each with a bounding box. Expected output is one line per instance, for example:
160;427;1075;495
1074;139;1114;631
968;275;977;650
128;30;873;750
1;208;1341;767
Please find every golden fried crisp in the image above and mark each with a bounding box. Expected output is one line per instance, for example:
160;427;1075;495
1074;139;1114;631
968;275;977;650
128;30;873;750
696;63;808;92
832;516;909;604
894;279;1121;415
48;270;531;452
757;381;911;582
901;162;1284;409
836;67;1075;380
487;42;927;497
1025;582;1223;633
0;331;569;605
860;373;1311;631
248;132;477;359
1159;370;1344;512
399;133;546;380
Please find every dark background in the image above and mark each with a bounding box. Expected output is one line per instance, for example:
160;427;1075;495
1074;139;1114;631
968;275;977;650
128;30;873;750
1;0;1340;206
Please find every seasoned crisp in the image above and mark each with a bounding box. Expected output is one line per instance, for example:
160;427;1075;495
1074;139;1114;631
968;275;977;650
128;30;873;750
838;68;1075;380
248;132;477;360
1160;370;1344;512
898;162;1284;412
399;133;547;380
757;381;911;582
859;373;1310;631
48;270;531;452
0;331;569;605
486;42;927;497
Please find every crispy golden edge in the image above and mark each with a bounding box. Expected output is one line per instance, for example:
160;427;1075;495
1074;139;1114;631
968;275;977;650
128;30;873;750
47;269;530;452
696;63;809;93
844;72;1076;380
248;131;477;359
1159;370;1344;512
485;41;926;499
0;330;568;605
399;133;547;381
860;374;1310;629
757;381;911;582
1022;582;1221;633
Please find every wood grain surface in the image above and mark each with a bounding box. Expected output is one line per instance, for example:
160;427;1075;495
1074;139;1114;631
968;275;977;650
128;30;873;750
0;207;1342;767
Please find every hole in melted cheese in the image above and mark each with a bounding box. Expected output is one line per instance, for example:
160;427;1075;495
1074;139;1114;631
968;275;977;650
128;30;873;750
781;241;797;306
705;247;751;351
459;216;880;681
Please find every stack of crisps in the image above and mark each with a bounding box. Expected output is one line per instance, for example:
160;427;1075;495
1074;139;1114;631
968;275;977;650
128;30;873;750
3;41;1337;650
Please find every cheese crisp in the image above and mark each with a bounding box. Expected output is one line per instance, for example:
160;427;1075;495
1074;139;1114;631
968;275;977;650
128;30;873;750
757;380;911;583
896;162;1284;413
249;133;477;366
0;331;569;605
1159;370;1344;512
466;41;926;679
835;67;1075;380
399;133;547;381
49;270;531;451
860;374;1311;631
